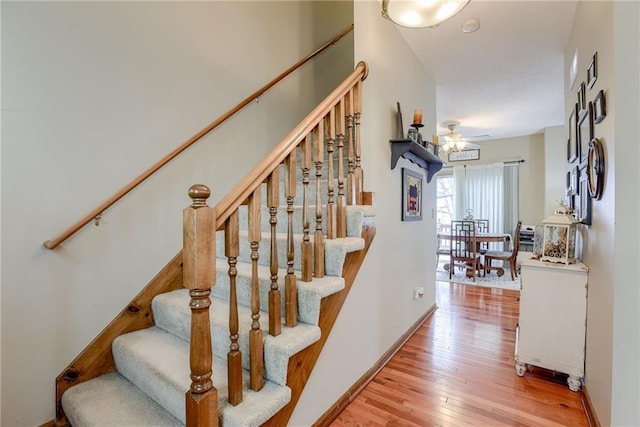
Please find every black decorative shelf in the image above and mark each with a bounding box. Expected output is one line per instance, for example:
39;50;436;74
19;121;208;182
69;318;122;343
390;139;444;183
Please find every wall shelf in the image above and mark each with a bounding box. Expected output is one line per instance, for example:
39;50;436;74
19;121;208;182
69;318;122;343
390;139;444;182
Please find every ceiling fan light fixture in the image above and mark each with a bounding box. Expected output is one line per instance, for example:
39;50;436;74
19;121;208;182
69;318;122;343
382;0;471;29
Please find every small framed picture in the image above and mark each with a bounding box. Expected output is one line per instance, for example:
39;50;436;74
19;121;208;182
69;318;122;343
587;52;598;89
567;165;579;197
593;89;606;124
401;168;423;221
577;81;587;119
578;102;593;165
567;105;578;163
579;164;592;225
448;149;480;162
396;102;405;139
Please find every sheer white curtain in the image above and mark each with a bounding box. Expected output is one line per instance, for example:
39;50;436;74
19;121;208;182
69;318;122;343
453;163;505;248
451;162;521;252
503;164;520;235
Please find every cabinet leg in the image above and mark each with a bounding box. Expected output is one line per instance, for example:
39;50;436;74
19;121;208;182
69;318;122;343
515;362;527;377
567;375;582;392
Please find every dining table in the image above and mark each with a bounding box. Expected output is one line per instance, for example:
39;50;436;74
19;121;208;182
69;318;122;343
437;232;512;277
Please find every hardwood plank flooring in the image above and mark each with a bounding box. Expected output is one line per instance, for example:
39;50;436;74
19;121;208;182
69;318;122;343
330;281;589;426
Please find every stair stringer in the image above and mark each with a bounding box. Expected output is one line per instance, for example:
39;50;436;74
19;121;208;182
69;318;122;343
54;252;185;426
263;214;376;426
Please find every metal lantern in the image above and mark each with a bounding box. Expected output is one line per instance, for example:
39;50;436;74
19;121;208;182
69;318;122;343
541;204;579;264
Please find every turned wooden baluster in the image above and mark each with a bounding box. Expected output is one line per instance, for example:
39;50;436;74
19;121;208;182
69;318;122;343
267;170;282;336
353;80;363;205
325;112;337;240
183;184;218;427
300;134;313;282
225;210;242;406
247;187;264;391
345;89;356;206
335;99;347;237
284;153;298;327
313;125;326;278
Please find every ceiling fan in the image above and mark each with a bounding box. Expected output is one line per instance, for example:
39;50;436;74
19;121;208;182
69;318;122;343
438;123;488;152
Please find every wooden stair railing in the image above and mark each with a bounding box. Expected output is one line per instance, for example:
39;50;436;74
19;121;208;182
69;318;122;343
42;24;354;251
53;61;368;427
207;61;367;407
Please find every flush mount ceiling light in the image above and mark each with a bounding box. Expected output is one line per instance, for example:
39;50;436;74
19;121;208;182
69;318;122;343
382;0;471;29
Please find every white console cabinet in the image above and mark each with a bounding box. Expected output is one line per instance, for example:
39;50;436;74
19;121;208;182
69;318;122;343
515;258;589;391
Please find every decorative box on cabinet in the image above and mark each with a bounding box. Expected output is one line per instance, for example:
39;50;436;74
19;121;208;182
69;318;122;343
515;258;589;391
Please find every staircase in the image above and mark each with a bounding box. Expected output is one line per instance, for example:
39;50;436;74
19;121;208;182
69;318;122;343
54;63;373;426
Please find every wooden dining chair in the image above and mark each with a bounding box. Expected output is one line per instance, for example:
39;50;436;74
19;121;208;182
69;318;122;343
475;219;490;254
449;220;481;282
436;223;451;267
484;220;522;280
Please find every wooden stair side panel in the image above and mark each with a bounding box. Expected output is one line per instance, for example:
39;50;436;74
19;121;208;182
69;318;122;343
263;214;376;426
54;252;184;425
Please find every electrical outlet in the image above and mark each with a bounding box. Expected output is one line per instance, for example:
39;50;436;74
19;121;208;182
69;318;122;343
413;286;424;300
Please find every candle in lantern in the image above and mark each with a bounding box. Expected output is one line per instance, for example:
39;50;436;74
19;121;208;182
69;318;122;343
432;135;439;145
412;109;423;125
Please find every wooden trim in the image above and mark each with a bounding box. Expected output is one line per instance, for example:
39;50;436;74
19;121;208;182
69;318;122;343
581;386;601;427
54;252;184;425
42;25;355;250
262;220;376;426
312;304;437;427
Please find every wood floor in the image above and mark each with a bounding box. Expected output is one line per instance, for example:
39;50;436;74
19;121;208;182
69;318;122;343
330;281;589;427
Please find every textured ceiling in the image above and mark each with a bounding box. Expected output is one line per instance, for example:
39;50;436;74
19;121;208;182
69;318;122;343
393;0;578;141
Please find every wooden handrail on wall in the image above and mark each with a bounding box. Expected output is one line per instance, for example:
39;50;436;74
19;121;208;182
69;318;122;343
42;24;354;250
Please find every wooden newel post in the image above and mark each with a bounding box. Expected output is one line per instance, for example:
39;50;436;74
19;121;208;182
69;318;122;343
183;184;218;427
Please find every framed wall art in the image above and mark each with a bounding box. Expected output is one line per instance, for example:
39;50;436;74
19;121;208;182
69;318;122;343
578;102;593;165
587;138;605;200
396;102;405;139
593;89;606;124
402;167;423;221
567;165;579;197
579;164;592;225
587;52;598;89
577;81;587;118
448;148;480;162
567;104;578;163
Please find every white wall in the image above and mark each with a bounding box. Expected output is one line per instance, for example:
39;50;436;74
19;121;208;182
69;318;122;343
611;2;640;425
544;125;566;215
566;1;640;425
1;2;353;424
290;1;439;424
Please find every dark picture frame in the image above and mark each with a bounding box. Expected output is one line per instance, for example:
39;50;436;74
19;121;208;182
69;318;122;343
578;102;593;165
567;165;579;197
587;137;605;200
567;104;578;163
587;52;598;89
579;164;592;225
401;167;423;221
577;81;587;119
396;102;405;139
593;89;606;124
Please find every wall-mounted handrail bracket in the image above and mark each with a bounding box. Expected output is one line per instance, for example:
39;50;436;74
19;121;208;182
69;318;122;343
390;139;444;182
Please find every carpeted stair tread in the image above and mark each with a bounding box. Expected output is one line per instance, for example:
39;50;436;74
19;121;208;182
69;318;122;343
152;288;321;386
61;371;183;427
237;204;373;238
215;231;364;277
210;258;344;325
111;327;291;426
